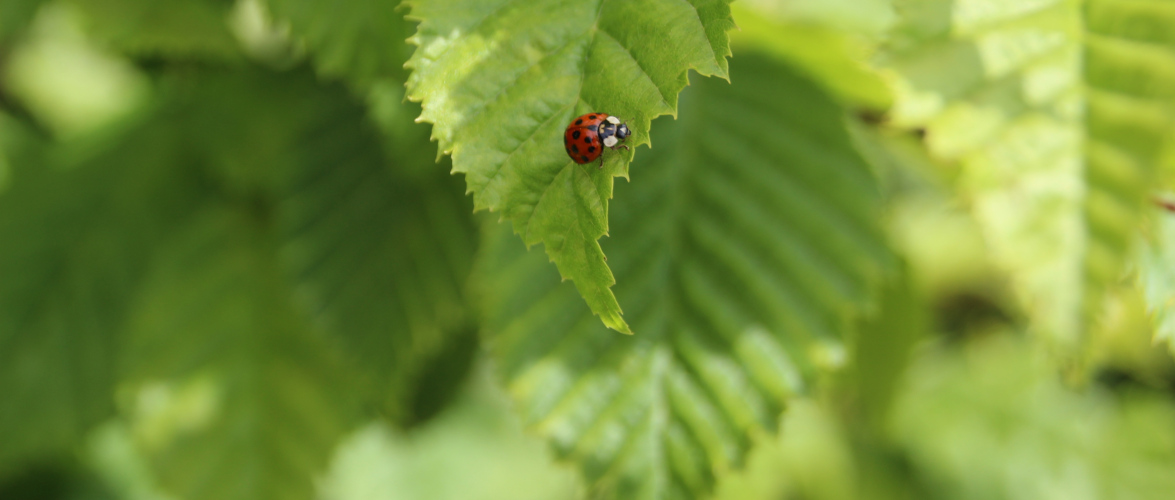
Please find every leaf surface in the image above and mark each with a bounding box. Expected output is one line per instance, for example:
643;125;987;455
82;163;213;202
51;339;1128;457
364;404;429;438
0;0;43;40
478;54;890;499
881;0;1174;348
121;208;360;500
405;0;736;333
171;67;482;425
1138;210;1175;352
0;119;199;477
68;0;239;58
895;337;1175;500
264;0;414;85
277;83;479;425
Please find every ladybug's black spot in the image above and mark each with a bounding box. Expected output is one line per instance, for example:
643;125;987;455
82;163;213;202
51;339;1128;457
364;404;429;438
584;136;592;144
571;144;579;153
575;119;583;125
581;155;590;162
589;114;597;120
572;130;581;139
588;146;595;153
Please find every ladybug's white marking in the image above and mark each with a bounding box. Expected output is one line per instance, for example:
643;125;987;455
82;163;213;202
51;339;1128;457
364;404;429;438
606;116;621;125
603;136;619;147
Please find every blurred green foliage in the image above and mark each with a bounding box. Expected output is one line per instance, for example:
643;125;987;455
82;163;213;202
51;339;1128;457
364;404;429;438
3;1;1175;500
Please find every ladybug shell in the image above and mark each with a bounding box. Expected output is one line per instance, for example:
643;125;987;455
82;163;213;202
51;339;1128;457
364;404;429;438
564;113;609;164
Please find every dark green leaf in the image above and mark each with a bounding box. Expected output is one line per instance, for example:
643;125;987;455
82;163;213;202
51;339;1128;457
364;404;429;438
67;0;239;58
0;0;44;40
277;82;478;424
264;0;414;85
120;207;360;500
0;118;199;478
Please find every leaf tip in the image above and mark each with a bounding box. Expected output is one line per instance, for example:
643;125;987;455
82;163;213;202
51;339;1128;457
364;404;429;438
609;318;634;335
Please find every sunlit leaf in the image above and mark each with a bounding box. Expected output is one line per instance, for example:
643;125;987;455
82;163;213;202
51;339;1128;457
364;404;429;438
1138;210;1175;353
477;54;890;499
320;372;581;500
405;0;736;333
894;337;1175;500
730;1;893;109
880;0;1173;351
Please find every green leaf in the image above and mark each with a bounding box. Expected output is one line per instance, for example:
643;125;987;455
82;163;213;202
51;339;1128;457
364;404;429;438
67;0;239;58
476;54;890;499
1138;210;1175;352
405;0;737;333
158;66;481;426
321;374;581;500
844;263;926;432
881;0;1173;349
0;119;199;478
120;207;360;500
263;0;414;85
277;84;479;425
894;336;1175;500
729;1;893;109
0;0;44;40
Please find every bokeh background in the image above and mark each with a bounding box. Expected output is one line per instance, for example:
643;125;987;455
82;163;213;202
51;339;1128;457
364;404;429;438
3;1;1175;500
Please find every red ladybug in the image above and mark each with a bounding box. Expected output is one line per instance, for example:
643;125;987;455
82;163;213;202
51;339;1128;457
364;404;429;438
564;113;631;167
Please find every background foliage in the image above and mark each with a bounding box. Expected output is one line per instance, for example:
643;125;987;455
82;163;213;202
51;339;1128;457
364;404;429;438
3;1;1175;500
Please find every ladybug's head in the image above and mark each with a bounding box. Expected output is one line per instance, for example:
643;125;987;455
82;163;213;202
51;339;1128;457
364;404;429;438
616;123;631;141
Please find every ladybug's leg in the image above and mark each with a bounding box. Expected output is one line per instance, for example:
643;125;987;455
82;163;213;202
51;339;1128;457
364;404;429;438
598;156;604;169
619;145;630;151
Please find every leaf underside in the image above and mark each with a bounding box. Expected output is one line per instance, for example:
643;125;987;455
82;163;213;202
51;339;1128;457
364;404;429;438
883;0;1170;348
405;0;736;333
478;54;890;500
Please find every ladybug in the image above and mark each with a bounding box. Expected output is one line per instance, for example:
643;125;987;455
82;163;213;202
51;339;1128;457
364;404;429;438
564;113;631;167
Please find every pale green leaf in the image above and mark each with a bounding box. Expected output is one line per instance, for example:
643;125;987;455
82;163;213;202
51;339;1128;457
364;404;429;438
405;0;737;333
894;336;1175;500
880;0;1172;349
477;54;890;500
729;1;893;109
0;119;199;477
1138;210;1175;351
121;207;360;500
321;371;581;500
